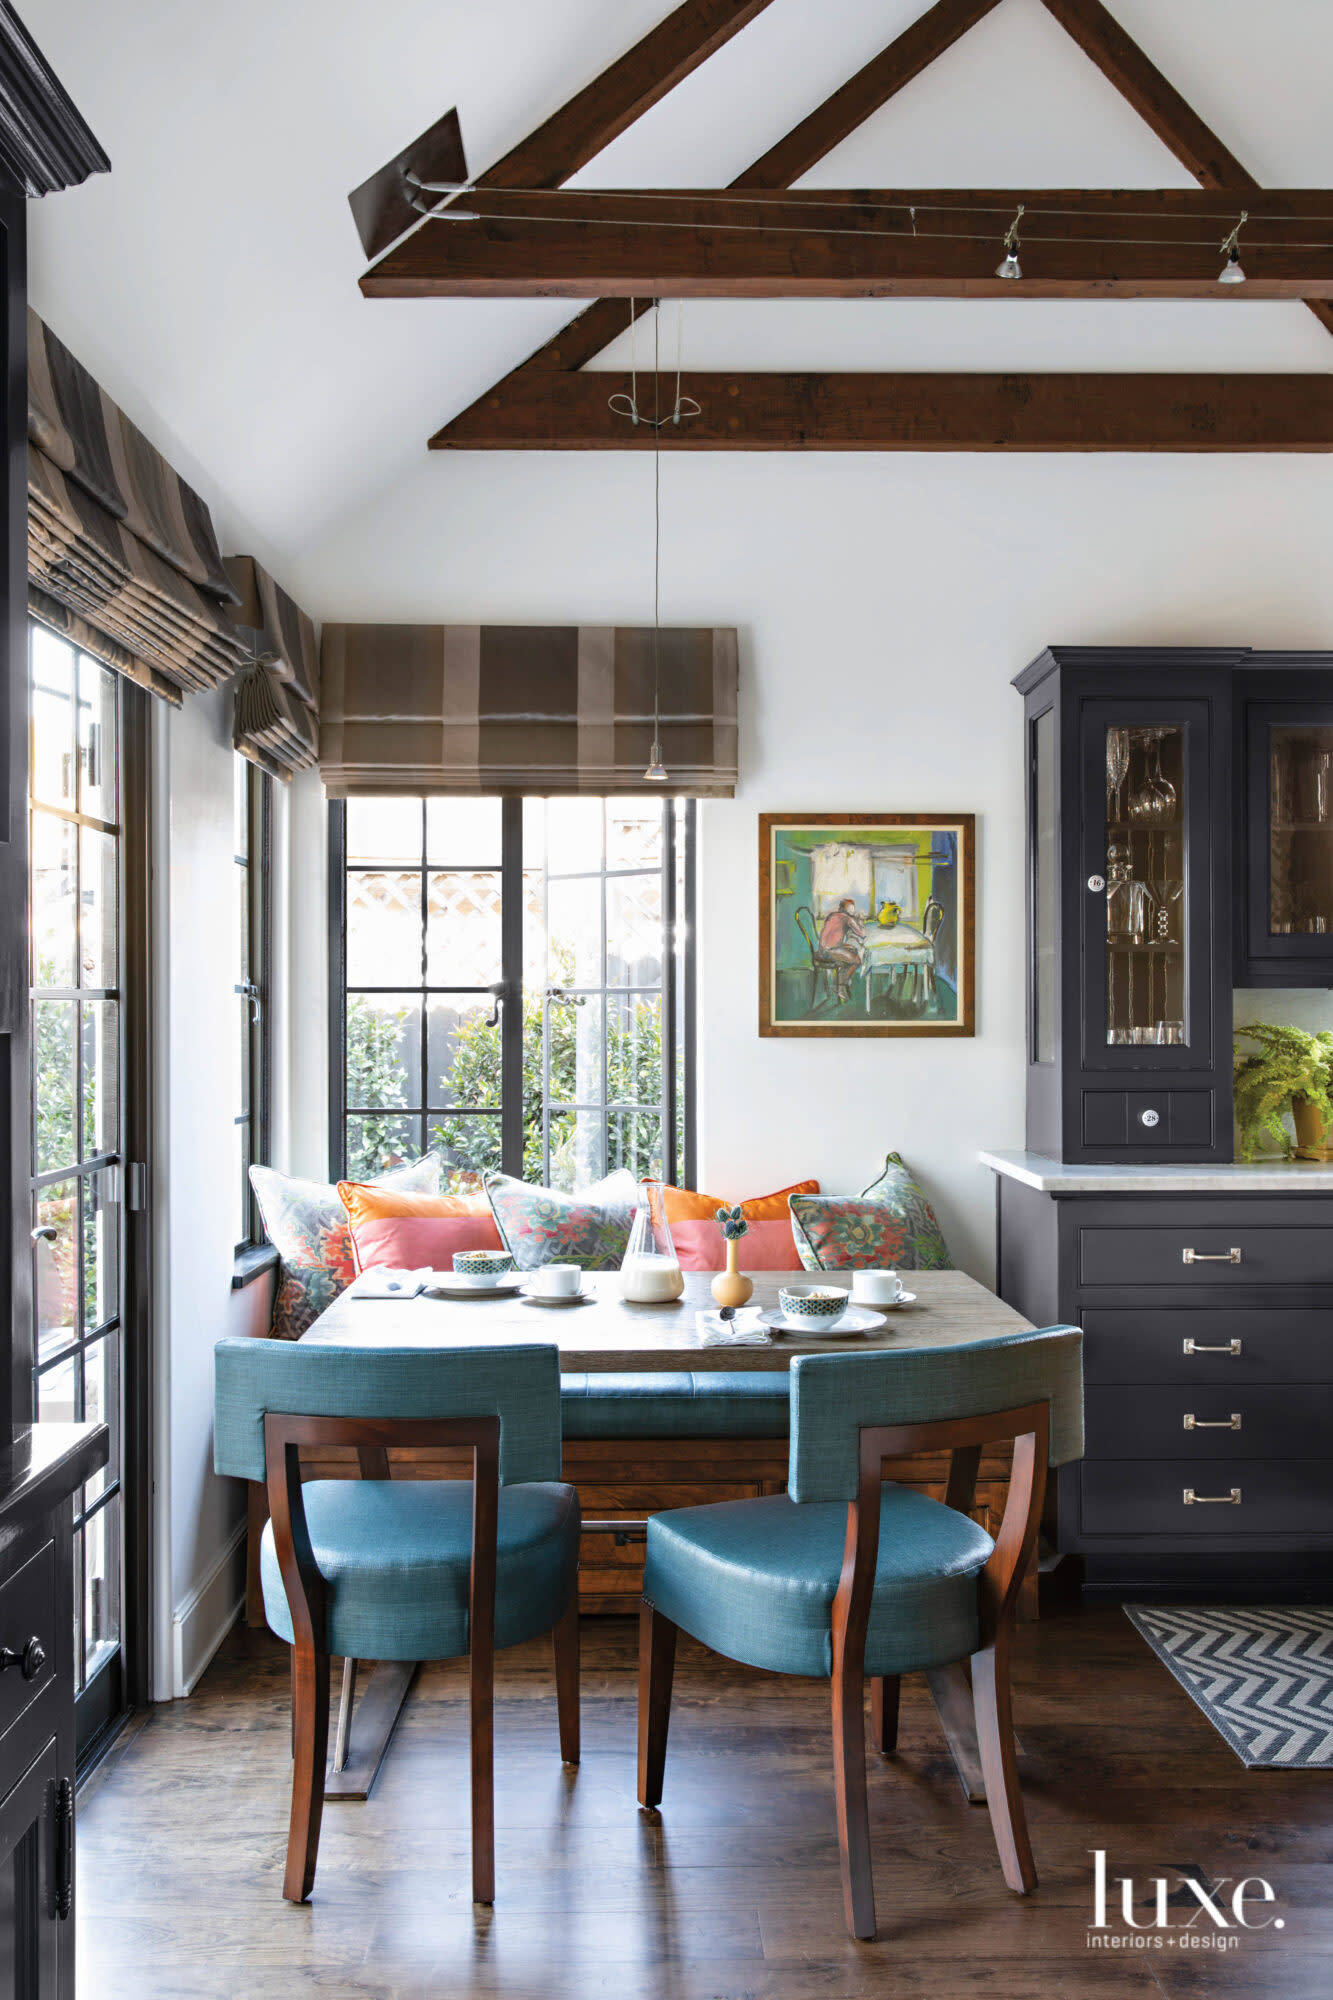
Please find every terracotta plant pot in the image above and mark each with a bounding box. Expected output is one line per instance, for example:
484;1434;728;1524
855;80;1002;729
1292;1095;1333;1160
710;1236;753;1309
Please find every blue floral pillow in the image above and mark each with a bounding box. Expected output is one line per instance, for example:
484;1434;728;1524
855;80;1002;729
789;1152;953;1273
251;1155;442;1338
483;1169;639;1271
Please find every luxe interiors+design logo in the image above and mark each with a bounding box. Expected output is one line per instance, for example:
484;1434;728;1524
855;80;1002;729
1087;1850;1285;1955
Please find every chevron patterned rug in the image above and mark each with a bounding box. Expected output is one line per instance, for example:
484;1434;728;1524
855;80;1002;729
1125;1605;1333;1768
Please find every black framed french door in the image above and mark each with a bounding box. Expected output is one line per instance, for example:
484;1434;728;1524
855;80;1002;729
327;797;695;1191
28;621;150;1758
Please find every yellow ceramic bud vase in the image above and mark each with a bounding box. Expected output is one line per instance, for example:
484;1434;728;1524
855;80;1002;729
711;1236;753;1310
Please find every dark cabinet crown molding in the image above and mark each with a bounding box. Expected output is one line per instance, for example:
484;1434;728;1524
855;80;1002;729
0;1;107;196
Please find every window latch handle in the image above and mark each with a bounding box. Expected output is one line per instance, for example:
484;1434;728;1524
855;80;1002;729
484;981;505;1029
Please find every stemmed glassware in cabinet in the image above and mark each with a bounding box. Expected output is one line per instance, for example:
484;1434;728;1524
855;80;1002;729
1106;728;1131;823
1128;730;1177;825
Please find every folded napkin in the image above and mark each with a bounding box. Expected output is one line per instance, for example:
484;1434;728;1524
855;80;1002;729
345;1267;430;1300
692;1307;772;1347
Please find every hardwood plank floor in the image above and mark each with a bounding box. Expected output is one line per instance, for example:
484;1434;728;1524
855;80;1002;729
77;1604;1329;1999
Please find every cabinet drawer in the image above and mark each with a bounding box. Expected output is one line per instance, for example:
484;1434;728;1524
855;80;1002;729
1079;1459;1333;1537
1085;1385;1332;1458
1081;1090;1214;1151
1081;1309;1333;1385
1079;1225;1333;1287
0;1542;55;1748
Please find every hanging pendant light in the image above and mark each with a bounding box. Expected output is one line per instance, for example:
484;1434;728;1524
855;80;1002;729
643;303;669;783
996;203;1024;281
1218;209;1248;284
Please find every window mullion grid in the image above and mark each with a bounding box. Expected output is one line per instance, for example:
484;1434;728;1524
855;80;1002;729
419;799;428;1162
600;802;609;1181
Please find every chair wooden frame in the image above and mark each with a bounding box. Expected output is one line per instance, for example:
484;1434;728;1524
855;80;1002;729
264;1412;580;1908
638;1399;1049;1941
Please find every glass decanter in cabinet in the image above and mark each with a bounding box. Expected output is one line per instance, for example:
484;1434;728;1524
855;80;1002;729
1236;665;1333;985
1016;648;1237;1163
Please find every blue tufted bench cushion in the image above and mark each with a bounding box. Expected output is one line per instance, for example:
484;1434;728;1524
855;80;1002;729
560;1371;790;1440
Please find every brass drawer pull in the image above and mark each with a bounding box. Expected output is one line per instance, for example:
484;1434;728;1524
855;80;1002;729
1182;1338;1242;1356
1182;1247;1241;1265
1183;1487;1242;1505
1183;1413;1241;1431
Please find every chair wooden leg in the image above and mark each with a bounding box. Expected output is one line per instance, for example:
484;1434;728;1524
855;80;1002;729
831;1642;876;1939
637;1600;676;1808
552;1592;580;1765
284;1640;330;1903
471;1622;496;1906
870;1675;899;1755
972;1635;1036;1895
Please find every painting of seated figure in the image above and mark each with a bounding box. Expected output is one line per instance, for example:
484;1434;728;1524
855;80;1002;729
759;813;975;1038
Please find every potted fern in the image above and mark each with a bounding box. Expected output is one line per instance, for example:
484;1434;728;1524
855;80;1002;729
1233;1022;1333;1160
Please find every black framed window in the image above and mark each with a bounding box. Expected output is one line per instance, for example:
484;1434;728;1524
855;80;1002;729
233;755;271;1248
329;797;695;1189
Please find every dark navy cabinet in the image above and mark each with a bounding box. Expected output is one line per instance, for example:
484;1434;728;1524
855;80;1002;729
994;1170;1333;1597
1235;661;1333;987
1015;647;1239;1165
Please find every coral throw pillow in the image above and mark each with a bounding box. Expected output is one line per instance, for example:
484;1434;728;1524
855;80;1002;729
671;1217;804;1273
338;1184;503;1275
788;1154;952;1273
483;1168;639;1271
251;1155;442;1339
662;1180;819;1224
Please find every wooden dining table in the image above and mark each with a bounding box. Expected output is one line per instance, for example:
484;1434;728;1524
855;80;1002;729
296;1268;1036;1808
304;1266;1031;1364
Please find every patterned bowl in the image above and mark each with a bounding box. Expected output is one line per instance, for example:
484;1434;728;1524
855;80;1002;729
452;1249;515;1287
778;1285;849;1323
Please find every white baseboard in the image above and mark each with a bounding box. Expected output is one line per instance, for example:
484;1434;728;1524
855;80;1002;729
170;1519;247;1698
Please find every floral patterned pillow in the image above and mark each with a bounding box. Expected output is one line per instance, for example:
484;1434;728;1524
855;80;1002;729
483;1169;639;1271
250;1155;442;1338
789;1153;953;1273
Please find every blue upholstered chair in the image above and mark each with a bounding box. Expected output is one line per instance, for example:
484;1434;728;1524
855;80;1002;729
637;1327;1084;1940
214;1338;580;1907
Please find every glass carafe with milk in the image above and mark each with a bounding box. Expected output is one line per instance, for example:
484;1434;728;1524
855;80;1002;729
619;1179;685;1303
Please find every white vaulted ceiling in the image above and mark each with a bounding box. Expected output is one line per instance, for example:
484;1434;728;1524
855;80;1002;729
21;0;1333;578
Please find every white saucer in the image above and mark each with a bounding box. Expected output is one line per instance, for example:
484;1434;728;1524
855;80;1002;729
850;1290;916;1311
760;1305;887;1338
421;1278;524;1300
520;1287;593;1309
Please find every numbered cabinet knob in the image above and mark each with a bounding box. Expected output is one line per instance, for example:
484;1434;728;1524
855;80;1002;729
1087;874;1106;893
1140;1108;1161;1129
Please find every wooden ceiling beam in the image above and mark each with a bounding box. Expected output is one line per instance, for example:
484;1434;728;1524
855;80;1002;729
473;0;781;192
366;188;1333;300
432;372;1333;452
429;0;1014;414
1038;0;1333;341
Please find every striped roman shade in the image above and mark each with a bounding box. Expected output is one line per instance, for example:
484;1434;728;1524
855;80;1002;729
27;309;250;701
319;624;739;798
226;554;320;781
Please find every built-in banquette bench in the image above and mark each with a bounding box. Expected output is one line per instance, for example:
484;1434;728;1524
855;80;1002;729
244;1369;1032;1621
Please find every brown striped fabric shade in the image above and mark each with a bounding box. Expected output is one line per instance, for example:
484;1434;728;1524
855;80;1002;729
27;309;251;699
318;624;739;797
225;555;320;781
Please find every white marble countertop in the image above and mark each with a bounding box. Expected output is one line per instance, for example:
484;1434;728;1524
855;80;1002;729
979;1147;1333;1193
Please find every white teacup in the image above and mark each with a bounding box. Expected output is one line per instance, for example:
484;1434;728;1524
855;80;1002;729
530;1263;582;1299
851;1269;903;1306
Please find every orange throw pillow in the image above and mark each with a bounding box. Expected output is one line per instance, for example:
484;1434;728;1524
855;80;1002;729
337;1183;502;1274
661;1180;819;1224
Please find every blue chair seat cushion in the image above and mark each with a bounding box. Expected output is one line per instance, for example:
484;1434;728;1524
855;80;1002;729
560;1371;790;1440
643;1484;994;1679
260;1479;580;1663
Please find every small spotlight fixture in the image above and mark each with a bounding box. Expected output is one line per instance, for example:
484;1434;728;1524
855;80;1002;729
643;742;669;783
1218;209;1248;284
996;203;1025;281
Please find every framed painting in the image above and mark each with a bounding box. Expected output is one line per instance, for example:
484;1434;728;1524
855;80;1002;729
759;813;975;1037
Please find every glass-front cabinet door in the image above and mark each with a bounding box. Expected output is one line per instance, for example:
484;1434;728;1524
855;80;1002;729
1081;699;1216;1071
1240;691;1333;984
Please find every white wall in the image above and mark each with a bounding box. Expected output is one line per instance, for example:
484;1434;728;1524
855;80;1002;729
286;451;1333;1280
151;692;291;1697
